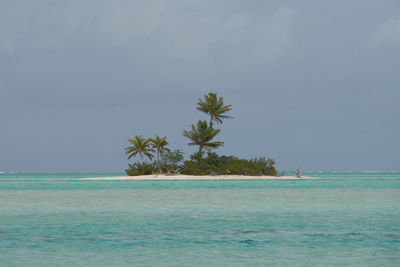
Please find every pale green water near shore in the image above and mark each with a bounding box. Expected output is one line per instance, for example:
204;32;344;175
1;174;399;266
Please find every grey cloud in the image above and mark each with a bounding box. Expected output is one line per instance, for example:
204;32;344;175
0;0;399;172
370;13;400;49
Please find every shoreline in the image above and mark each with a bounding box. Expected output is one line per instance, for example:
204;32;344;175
0;175;318;181
81;174;319;180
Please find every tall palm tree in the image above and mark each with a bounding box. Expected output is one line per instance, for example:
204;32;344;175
125;135;154;163
183;120;224;154
149;135;170;173
197;92;233;125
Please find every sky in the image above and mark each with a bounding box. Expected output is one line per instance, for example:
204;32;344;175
0;0;399;172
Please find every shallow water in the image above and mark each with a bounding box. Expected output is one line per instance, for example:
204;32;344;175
1;178;399;266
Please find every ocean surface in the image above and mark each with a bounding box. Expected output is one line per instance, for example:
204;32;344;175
1;172;399;266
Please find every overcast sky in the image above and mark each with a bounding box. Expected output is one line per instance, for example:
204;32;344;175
1;0;399;172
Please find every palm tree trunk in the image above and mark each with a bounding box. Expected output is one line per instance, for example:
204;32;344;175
156;150;160;174
139;153;144;163
196;146;203;165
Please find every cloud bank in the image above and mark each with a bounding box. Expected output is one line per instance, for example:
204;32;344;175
0;0;399;172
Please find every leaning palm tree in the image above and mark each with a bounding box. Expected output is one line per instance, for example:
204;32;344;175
183;120;224;155
125;135;154;163
197;92;233;125
149;135;170;173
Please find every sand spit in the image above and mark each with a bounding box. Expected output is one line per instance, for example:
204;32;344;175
81;174;319;180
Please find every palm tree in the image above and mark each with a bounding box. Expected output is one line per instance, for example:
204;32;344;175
183;120;224;155
149;135;170;173
196;92;233;125
125;135;154;163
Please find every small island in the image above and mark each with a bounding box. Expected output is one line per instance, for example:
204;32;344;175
123;92;310;179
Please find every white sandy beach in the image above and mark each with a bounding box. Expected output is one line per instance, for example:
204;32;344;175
81;174;318;180
0;175;318;181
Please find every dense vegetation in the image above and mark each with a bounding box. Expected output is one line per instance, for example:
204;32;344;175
125;150;183;176
181;152;277;176
124;92;278;176
126;151;277;176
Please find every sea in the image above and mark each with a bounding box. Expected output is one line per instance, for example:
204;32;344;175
1;172;399;266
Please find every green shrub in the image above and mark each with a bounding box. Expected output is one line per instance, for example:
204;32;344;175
181;153;277;176
125;162;155;176
126;153;277;176
161;150;184;175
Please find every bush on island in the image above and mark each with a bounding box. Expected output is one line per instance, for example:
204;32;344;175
161;150;184;175
180;152;277;176
125;162;155;176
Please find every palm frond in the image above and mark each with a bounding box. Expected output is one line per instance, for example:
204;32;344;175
125;135;154;162
196;92;233;124
183;120;223;152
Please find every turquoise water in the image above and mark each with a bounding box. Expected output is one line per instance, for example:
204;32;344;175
1;174;399;266
0;172;126;179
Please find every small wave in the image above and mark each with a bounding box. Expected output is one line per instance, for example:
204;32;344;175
239;239;257;244
359;171;387;173
237;230;277;235
304;170;400;174
0;171;21;174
